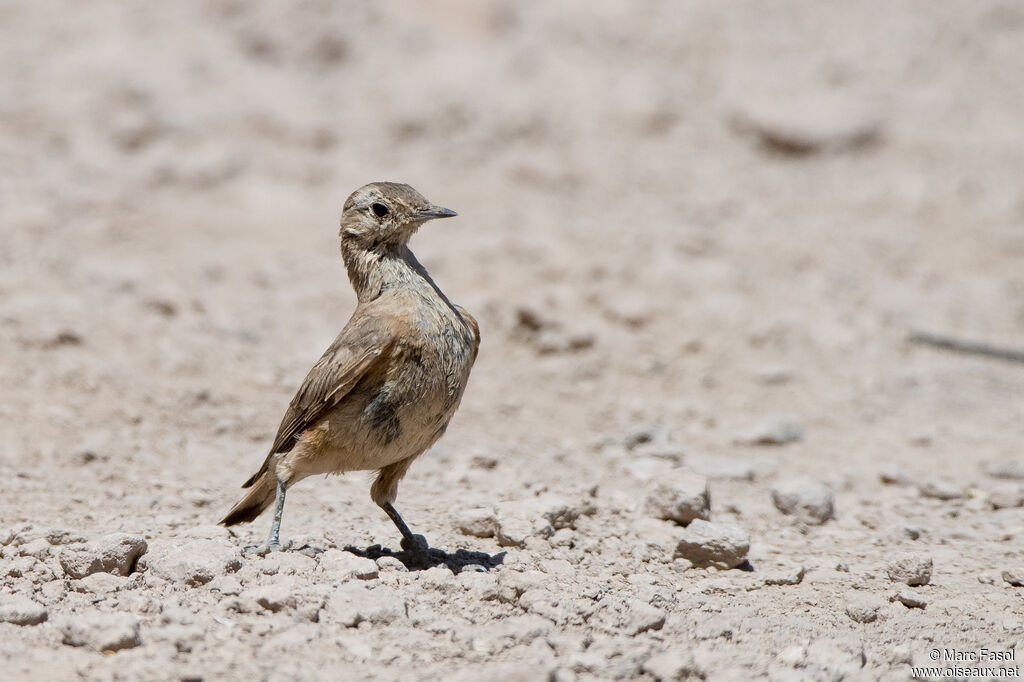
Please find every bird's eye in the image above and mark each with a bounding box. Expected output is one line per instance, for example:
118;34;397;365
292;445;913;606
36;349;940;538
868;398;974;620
371;203;389;218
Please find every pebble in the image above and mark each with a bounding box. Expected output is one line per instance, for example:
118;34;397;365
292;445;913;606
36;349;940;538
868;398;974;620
731;93;881;155
770;478;835;525
318;549;380;581
1002;569;1024;587
918;480;962;500
674;520;750;569
375;556;408;572
141;539;241;586
756;366;793;385
988;485;1024;509
844;594;882;623
886;555;932;586
61;613;142;652
984;460;1024;480
645;472;710;526
642;650;702;681
891;590;927;609
0;595;48;626
879;469;911;486
744;415;804;445
58;533;148;579
71;572;128;594
626;599;666;635
495;499;564;547
762;563;805;586
19;538;52;560
454;507;499;538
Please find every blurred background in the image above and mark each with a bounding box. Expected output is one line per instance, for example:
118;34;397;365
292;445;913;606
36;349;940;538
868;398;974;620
1;0;1022;518
2;2;1024;678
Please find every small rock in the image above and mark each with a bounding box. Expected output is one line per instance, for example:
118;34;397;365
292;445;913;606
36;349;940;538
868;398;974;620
756;366;793;385
985;460;1024;480
645;472;710;526
891;590;927;609
886;555;932;586
71;573;127;594
45;529;87;546
989;485;1024;509
454;508;499;538
1002;569;1024;587
845;594;881;623
674;520;749;569
142;539;240;586
731;93;881;155
319;550;380;580
744;415;804;445
879;469;911;486
495;500;557;547
627;600;666;635
902;526;923;540
771;478;835;525
61;613;141;652
0;528;14;546
375;556;408;572
59;533;148;579
0;596;48;626
623;424;684;459
18;538;52;560
918;480;962;500
763;563;805;586
642;650;702;681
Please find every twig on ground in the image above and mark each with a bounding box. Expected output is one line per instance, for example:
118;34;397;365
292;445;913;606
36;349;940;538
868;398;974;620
908;330;1024;364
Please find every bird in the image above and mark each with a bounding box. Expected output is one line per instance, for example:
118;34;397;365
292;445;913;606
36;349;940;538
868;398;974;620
220;182;480;554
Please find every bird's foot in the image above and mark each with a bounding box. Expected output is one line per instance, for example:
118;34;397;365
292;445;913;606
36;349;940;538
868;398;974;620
243;540;292;556
400;533;429;554
294;542;326;558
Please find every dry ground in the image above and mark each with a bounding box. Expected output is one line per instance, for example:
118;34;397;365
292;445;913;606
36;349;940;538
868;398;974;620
2;1;1024;680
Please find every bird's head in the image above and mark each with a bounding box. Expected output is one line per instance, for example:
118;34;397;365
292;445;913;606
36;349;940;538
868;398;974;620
339;182;457;249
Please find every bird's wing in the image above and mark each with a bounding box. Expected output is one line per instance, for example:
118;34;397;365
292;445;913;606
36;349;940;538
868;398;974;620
241;317;394;488
455;304;481;362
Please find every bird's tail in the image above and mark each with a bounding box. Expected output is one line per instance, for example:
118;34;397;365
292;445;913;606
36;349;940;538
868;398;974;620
220;471;276;526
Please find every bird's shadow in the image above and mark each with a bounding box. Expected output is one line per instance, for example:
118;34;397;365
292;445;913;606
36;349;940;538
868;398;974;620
344;539;505;573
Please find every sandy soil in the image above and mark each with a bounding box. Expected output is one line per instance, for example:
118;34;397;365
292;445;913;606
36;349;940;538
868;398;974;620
2;1;1024;680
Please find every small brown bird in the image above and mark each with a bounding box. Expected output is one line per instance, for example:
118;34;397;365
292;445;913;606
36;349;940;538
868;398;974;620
221;182;479;553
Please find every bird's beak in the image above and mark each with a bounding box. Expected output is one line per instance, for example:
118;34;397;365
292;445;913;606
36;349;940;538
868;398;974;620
416;205;458;221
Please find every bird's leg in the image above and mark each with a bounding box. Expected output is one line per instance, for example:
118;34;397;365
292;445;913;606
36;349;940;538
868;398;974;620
245;478;289;556
267;478;287;550
381;502;428;553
